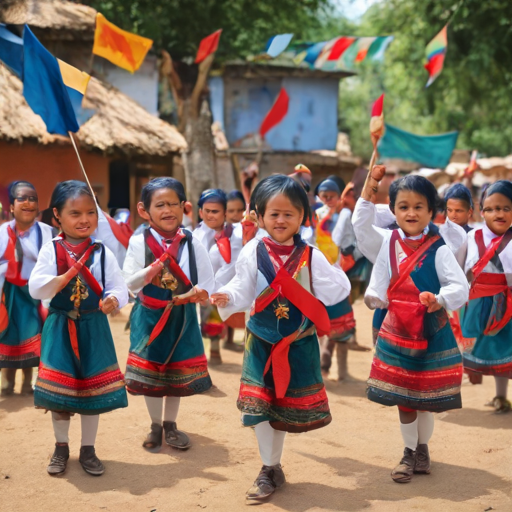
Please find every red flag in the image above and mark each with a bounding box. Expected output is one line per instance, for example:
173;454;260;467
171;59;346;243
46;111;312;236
259;88;289;138
327;36;356;61
195;29;222;63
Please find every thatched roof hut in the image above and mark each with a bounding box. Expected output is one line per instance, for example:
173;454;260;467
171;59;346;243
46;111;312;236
0;66;187;156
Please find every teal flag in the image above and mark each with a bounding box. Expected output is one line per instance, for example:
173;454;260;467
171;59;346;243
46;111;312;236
378;123;458;168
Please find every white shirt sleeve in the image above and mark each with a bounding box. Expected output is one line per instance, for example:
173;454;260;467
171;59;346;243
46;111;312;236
364;233;392;309
439;219;468;268
434;245;470;311
217;239;259;320
192;237;216;295
28;241;59;300
310;247;351;305
352;198;390;264
332;208;352;248
122;234;147;294
210;233;244;292
103;246;129;308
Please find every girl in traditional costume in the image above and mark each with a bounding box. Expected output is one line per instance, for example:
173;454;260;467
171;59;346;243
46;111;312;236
194;189;242;363
364;175;469;483
29;181;128;477
444;183;474;233
211;175;351;501
0;181;53;396
460;180;512;413
123;178;214;453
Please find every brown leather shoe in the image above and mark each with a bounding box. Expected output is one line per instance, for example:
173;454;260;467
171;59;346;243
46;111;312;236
246;464;286;501
391;448;415;483
414;444;431;474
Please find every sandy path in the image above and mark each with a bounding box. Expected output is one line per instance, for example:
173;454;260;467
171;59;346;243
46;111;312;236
0;302;511;512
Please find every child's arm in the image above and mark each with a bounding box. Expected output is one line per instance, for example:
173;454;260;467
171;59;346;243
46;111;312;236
211;239;258;319
191;236;216;298
101;246;129;313
363;235;391;310
310;247;351;305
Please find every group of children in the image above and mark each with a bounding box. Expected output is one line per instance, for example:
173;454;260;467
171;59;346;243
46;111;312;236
0;163;511;501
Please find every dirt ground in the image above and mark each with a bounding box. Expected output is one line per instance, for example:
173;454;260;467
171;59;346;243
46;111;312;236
0;301;511;512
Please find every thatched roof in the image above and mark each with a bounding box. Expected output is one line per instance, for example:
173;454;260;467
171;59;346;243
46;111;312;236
1;0;96;36
0;66;187;156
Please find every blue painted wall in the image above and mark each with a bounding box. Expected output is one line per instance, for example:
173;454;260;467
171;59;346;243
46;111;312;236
211;76;339;151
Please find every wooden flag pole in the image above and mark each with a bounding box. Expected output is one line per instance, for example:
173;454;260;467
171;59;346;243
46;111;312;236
68;131;97;204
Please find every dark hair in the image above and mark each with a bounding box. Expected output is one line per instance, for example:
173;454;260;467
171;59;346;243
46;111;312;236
50;180;94;215
251;175;310;222
290;173;311;193
484;180;512;206
8;181;37;204
226;190;245;205
444;183;473;209
389;174;439;218
198;188;227;209
314;175;346;197
141;177;186;210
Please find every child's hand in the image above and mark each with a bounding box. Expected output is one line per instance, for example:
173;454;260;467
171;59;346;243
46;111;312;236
173;286;208;305
419;292;442;313
100;295;119;315
145;259;165;284
210;293;230;308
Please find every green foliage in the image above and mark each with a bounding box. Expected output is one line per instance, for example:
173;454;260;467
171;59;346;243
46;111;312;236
340;0;512;159
82;0;330;61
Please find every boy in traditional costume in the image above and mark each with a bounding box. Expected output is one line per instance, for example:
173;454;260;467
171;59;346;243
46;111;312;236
123;178;214;453
0;181;53;396
211;175;351;501
364;175;469;483
29;181;128;477
460;180;512;413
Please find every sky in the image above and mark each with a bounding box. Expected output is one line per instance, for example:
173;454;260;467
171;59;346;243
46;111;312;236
334;0;382;20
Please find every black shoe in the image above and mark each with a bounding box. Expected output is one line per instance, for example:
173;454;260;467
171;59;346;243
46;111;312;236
414;444;431;474
163;421;191;450
391;448;415;483
246;464;286;501
79;446;105;476
47;443;69;476
142;422;163;453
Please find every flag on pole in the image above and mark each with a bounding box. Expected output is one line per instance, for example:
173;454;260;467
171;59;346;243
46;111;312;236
424;25;447;87
93;13;153;73
370;94;385;148
260;88;289;138
23;26;79;135
265;34;293;58
0;24;23;76
195;29;222;63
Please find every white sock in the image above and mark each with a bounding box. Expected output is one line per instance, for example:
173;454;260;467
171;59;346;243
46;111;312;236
163;397;180;422
495;376;509;398
254;421;286;466
144;396;163;425
400;418;419;450
80;415;100;446
417;412;434;445
51;412;70;444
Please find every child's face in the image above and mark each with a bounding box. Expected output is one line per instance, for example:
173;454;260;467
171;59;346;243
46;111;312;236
446;198;472;227
394;190;432;237
139;188;183;233
200;201;225;231
226;199;245;224
482;193;512;236
319;190;340;210
10;186;38;227
54;194;98;240
260;194;303;245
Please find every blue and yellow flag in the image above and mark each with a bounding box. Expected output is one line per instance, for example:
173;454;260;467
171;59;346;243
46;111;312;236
0;24;23;76
23;26;80;135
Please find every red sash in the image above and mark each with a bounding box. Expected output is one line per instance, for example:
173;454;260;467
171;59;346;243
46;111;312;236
215;224;232;264
142;230;192;345
4;226;26;286
105;212;133;249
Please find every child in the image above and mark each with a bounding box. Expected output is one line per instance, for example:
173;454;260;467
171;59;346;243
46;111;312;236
211;175;351;501
123;178;215;452
194;189;243;363
29;180;128;476
0;181;53;396
444;183;474;233
460;180;512;412
364;174;469;483
226;190;246;224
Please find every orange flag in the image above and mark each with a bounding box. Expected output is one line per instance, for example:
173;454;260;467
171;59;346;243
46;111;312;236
93;13;153;73
195;29;222;63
